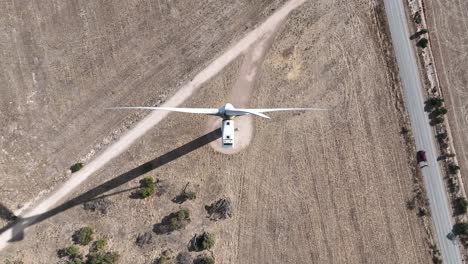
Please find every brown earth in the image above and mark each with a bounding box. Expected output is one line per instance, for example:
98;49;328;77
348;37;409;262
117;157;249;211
0;0;433;263
425;0;468;205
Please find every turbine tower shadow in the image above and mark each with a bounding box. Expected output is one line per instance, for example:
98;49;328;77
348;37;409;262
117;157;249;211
0;128;221;242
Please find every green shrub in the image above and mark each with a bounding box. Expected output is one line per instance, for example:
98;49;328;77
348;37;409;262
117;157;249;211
75;226;94;245
169;208;190;231
417;38;428;48
436;132;447;142
139;177;155;198
426;97;444;108
454;197;468;215
71;163;84;173
64;246;80;258
88;251;120;264
190;232;215;252
433;107;448;116
449;164;460;174
92;239;107;252
414;12;422;24
194;256;215;264
68;260;84;264
430;116;444;126
453;222;468;236
158;256;168;264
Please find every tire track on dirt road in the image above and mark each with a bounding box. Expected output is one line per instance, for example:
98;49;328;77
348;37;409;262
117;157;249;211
0;0;307;251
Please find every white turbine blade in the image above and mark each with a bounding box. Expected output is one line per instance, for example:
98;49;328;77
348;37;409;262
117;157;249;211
237;107;328;113
225;109;271;119
106;106;219;115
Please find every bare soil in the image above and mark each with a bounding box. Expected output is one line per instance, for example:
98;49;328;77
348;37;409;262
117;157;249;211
425;0;468;204
1;0;432;263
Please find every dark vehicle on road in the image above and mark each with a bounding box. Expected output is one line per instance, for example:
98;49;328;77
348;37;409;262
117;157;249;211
417;150;428;168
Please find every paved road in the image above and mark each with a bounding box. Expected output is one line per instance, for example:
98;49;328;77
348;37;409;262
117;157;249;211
384;0;462;263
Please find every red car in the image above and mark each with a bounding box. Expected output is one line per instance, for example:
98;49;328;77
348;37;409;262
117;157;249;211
417;150;428;168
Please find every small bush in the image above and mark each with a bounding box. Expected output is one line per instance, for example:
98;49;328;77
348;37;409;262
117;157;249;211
190;232;215;252
176;252;192;264
74;226;94;245
70;163;84;173
68;260;84;264
454;197;468;215
401;127;410;134
88;251;120;264
417;38;429;48
58;246;83;261
430;116;444;126
453;222;468;236
436;132;447;143
91;239;107;252
194;256;215;264
135;232;153;247
432;107;448;117
154;209;191;234
158;256;169;264
206;199;233;221
426;97;444;108
414;12;422;24
449;164;460;174
139;177;155;198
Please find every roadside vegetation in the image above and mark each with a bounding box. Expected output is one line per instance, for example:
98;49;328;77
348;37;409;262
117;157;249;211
70;162;84;173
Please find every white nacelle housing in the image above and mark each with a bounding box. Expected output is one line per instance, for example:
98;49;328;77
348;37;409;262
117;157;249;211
221;119;235;148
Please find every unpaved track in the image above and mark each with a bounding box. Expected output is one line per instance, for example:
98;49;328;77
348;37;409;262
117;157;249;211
0;0;306;251
208;19;285;154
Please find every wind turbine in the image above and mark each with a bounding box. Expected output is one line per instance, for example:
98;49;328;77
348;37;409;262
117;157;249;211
107;103;327;148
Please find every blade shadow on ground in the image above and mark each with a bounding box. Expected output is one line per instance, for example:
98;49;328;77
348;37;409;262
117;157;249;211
0;128;221;242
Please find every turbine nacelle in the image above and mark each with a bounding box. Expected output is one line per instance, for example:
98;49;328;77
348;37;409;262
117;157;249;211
107;103;327;148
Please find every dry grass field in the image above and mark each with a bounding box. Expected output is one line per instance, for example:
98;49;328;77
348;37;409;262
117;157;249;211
425;0;468;198
0;0;433;263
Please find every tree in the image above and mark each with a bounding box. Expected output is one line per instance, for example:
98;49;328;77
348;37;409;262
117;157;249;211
454;197;468;215
449;164;460;174
417;38;428;48
426;97;444;108
432;107;448;117
430;116;444;126
436;132;447;143
453;222;468;236
74;226;94;245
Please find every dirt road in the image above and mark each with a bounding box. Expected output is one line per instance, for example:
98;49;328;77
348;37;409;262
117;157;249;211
208;18;287;154
0;0;306;251
1;0;434;263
